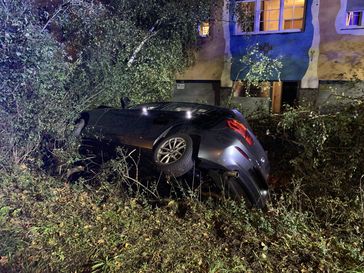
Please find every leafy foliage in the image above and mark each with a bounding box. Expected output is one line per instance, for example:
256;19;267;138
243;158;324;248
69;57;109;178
0;166;363;272
227;44;283;107
56;0;214;106
0;0;214;168
0;0;75;166
276;103;364;202
230;43;283;91
1;100;364;272
1;1;363;272
239;44;282;87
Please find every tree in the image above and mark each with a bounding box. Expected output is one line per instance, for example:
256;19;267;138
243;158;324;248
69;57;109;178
57;0;215;106
0;0;74;166
0;0;215;167
227;43;283;107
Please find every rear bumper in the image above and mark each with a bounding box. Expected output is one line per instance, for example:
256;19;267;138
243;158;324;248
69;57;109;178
235;167;269;208
198;142;270;208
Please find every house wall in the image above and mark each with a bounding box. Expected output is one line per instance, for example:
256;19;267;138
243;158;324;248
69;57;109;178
229;0;315;82
172;82;218;105
318;0;364;80
176;0;227;81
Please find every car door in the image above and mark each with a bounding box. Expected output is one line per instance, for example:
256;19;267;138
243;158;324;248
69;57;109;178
136;110;190;149
98;108;146;147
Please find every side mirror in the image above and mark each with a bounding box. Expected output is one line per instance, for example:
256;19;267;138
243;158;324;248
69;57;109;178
120;97;130;109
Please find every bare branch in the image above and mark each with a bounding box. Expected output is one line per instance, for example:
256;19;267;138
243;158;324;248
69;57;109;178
127;20;161;67
42;2;71;32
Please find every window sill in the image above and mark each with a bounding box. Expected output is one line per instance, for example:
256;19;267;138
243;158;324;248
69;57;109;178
233;29;303;35
340;26;364;30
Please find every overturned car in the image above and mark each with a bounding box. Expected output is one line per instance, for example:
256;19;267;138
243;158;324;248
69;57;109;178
73;102;270;208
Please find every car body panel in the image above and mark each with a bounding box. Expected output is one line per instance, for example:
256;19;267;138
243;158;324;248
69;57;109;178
78;102;270;207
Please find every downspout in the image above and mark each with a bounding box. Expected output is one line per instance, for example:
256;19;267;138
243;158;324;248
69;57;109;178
220;0;233;88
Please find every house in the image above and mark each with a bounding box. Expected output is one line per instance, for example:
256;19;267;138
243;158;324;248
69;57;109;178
174;0;364;113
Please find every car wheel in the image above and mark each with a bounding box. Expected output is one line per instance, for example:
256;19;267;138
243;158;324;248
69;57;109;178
153;134;193;177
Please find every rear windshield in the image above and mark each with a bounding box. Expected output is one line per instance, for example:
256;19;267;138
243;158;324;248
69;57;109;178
160;103;215;114
132;102;218;115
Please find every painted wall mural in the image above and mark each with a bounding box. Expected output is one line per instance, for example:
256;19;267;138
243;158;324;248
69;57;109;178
229;0;314;82
319;0;364;80
229;0;364;84
177;0;364;87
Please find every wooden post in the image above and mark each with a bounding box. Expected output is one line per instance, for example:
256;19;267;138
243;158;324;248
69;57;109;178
272;81;282;114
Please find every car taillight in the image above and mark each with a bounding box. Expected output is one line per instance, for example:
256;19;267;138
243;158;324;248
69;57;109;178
227;119;254;146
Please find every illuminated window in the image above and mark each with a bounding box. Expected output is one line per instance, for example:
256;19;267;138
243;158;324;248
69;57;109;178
346;11;362;26
198;22;210;37
283;0;305;30
235;0;306;34
345;1;364;27
260;0;280;31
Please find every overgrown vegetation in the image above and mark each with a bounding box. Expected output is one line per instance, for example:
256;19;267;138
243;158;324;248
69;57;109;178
1;0;363;272
0;0;213;168
1;99;363;272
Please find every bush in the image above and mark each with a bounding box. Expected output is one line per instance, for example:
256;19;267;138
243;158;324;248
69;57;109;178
0;0;214;169
276;103;364;202
1;98;364;272
0;0;76;167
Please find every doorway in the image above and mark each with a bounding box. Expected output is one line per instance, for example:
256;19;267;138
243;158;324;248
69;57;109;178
281;81;299;108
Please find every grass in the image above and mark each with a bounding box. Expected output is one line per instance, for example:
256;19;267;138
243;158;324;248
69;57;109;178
1;105;364;272
0;167;363;273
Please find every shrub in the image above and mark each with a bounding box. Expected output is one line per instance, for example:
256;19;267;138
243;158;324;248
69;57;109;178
0;0;76;167
0;0;214;169
277;103;364;201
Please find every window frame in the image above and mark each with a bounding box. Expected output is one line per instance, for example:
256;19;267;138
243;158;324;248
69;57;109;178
234;0;307;35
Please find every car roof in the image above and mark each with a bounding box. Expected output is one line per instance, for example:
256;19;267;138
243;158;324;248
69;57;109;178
131;101;229;113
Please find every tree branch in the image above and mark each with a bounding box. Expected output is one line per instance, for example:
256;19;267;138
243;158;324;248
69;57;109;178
41;2;71;32
226;66;249;108
127;20;161;67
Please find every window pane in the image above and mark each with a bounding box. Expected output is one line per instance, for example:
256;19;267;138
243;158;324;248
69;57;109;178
260;0;281;31
284;19;303;29
283;0;305;30
260;20;279;31
235;1;255;32
284;7;294;19
284;7;304;19
198;22;210;37
294;7;304;18
346;11;361;26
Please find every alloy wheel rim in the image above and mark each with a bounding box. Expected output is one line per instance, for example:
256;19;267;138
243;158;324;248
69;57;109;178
157;137;187;164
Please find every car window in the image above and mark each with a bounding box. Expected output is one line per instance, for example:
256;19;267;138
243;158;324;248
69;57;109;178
131;102;219;115
159;103;214;114
130;103;161;110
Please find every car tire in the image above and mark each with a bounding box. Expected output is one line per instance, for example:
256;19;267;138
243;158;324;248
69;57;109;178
153;134;193;177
